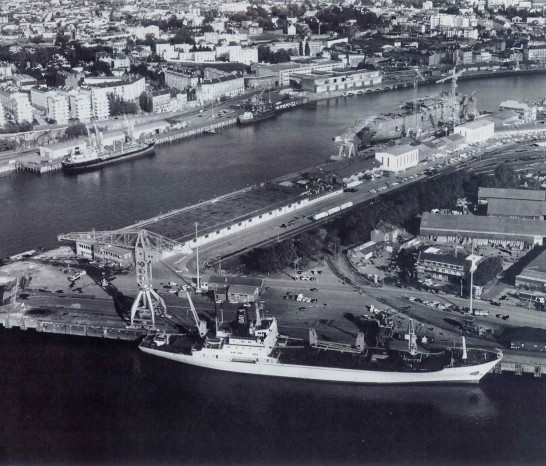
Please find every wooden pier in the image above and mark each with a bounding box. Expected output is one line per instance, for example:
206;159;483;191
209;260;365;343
495;361;543;377
16;160;62;174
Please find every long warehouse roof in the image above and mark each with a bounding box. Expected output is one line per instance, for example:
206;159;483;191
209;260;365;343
420;213;546;237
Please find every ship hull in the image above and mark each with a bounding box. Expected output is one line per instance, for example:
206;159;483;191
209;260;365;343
61;142;155;172
238;110;276;125
140;346;500;384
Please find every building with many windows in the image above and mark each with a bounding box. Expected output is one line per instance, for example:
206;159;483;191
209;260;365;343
198;73;245;101
47;93;70;124
294;69;382;94
0;90;33;124
256;60;338;86
68;92;92;122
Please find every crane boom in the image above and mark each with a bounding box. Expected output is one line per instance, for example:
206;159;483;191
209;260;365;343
185;287;208;338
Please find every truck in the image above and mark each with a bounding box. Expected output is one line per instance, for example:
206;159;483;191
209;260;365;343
472;309;489;316
296;294;304;302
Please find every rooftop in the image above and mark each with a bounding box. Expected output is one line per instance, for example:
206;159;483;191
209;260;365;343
488;198;546;218
478;187;546;202
420;213;546;238
456;118;494;130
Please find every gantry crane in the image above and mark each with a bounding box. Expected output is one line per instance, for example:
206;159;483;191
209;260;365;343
333;115;376;158
436;67;465;124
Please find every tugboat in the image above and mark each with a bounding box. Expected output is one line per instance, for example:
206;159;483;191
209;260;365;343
139;289;502;384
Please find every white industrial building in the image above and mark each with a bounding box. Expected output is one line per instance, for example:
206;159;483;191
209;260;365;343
499;100;537;122
375;144;419;172
0;102;5;128
39;138;87;159
454;119;494;143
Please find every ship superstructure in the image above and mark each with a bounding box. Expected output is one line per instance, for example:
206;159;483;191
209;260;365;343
139;290;502;384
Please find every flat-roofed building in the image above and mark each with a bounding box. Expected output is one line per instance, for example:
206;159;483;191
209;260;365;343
256;60;338;86
420;212;546;245
227;284;260;303
375;144;419;172
454;118;494;143
198;73;245;102
47;93;70;124
294;69;382;94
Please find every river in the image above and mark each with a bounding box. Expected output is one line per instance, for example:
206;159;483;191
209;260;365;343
2;74;546;258
1;75;546;465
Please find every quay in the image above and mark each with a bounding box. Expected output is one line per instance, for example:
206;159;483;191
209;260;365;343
495;361;545;377
16;159;62;174
154;118;238;146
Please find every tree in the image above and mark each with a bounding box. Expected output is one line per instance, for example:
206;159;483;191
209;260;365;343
299;41;303;56
494;163;519;188
139;91;152;112
472;256;504;287
304;41;310;56
107;94;139;116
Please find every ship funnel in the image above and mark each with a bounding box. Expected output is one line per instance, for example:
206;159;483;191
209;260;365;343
236;307;248;328
356;332;366;351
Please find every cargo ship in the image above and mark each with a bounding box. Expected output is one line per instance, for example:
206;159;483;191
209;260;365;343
357;91;478;145
238;108;276;125
238;88;276;125
139;291;502;384
61;121;155;172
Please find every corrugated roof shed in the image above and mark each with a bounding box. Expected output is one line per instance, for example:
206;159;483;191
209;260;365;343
488;198;546;217
420;213;546;238
478;187;546;202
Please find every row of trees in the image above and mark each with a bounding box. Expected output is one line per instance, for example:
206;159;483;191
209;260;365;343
258;46;293;64
240;163;522;275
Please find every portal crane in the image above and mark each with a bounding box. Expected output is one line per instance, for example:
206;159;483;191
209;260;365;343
436;67;465;124
184;286;208;338
333;115;376;158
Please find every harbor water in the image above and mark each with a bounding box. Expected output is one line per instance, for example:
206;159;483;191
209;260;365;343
1;75;546;464
0;328;545;465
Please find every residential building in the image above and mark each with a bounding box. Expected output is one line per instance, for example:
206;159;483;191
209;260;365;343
150;89;171;113
228;46;258;65
69;92;92;122
0;90;33;124
375;144;419;172
454;119;494;143
0;62;12;78
164;69;200;90
198;73;245;101
90;87;110;120
47;93;70;124
30;87;53;110
524;45;546;61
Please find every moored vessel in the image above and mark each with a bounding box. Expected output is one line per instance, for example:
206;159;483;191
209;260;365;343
61;121;155;172
139;290;502;385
